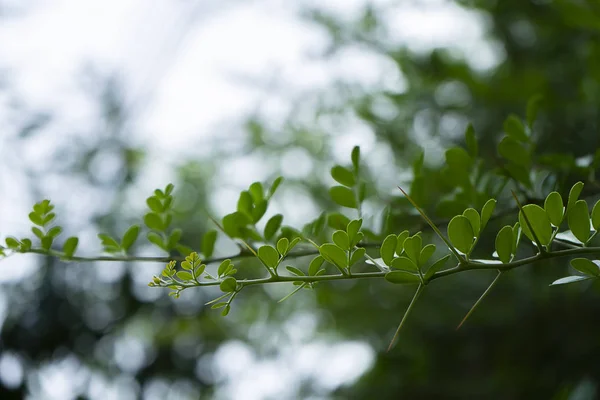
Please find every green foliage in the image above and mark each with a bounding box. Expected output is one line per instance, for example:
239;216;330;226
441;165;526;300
519;204;552;247
448;215;475;254
3;112;600;352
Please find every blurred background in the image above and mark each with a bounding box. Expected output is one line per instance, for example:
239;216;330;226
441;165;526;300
1;0;600;399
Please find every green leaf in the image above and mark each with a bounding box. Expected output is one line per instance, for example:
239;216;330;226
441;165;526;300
277;237;289;255
395;231;409;255
251;200;268;223
219;277;237;293
264;214;283;241
464;123;477;157
222;212;251;238
360;182;368;204
495;226;514;264
308;256;325;276
327;213;350;231
329;186;357;208
164;183;174;195
568;200;590;243
424;254;451;280
42;212;55;226
447;215;475;254
332;230;350;251
5;237;19;249
194;263;206;279
181;260;192;270
346;219;363;246
567;181;584;213
98;233;120;252
144;213;164;231
177;271;194;281
380;234;398;265
221;305;231;316
503;114;528;142
526;94;542;128
249;182;264;203
47;226;62;239
385;270;420;285
463;208;481;237
31;227;44;239
519;204;552;246
121;225;140;251
550;276;591;286
481;199;497;230
349;247;365;266
147;232;165;250
351;146;360;173
167;228;182;249
391;256;418;271
288;237;301;252
202;230;218;258
319;243;348;269
237;191;253;216
570;258;600;277
62;237;78;258
268;176;284;198
286;266;305;276
41;236;53;251
331;165;356;187
498;136;530;166
591;200;600;230
258;245;279;269
445;147;472;172
146;196;163;213
403;235;422;263
544;192;564;227
28;212;43;226
21;238;32;251
217;259;232;277
162;196;173;212
419;244;436;266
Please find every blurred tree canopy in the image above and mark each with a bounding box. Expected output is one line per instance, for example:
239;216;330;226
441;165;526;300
1;0;600;399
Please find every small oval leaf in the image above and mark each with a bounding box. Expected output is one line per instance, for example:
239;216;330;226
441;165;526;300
391;256;418;271
258;245;280;269
331;165;356;187
380;234;398;266
480;199;497;230
568;200;590;243
463;208;481;237
495;226;513;264
329;186;357;209
319;243;348;269
550;276;591;286
220;277;237;293
447;215;475;254
519;204;552;246
332;230;350;251
403;235;422;263
544;192;564;227
570;258;600;277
